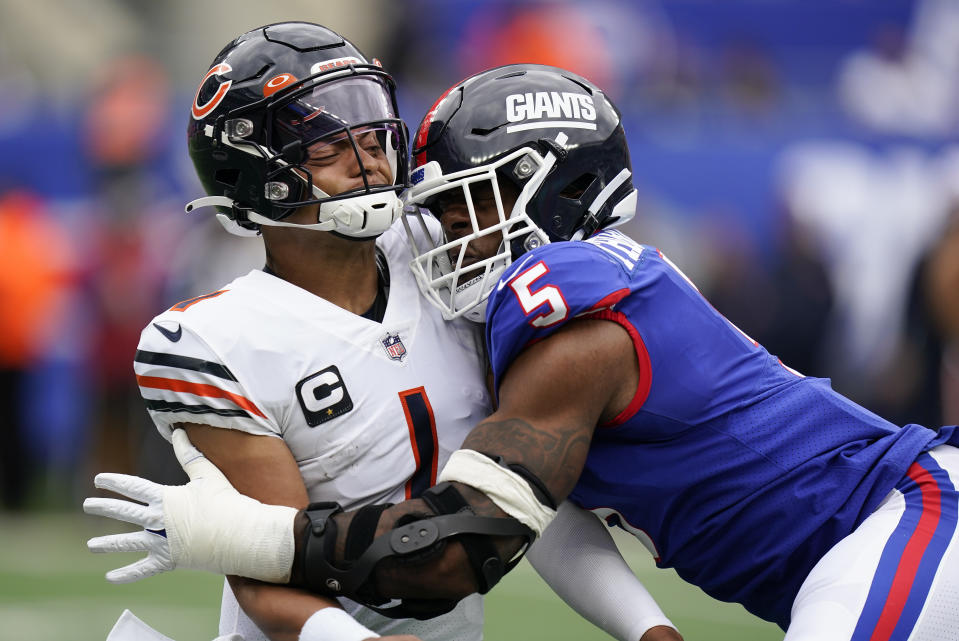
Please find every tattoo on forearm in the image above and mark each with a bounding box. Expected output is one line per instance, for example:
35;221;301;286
290;418;591;602
461;417;591;501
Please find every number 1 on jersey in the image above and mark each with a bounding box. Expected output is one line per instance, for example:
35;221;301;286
399;387;438;499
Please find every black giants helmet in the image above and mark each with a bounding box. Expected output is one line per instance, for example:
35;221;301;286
403;63;636;321
185;22;409;238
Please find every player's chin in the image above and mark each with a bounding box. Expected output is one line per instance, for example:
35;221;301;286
453;270;486;293
450;257;484;281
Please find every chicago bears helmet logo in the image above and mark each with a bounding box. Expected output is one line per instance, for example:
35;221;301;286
263;73;297;97
309;56;362;75
191;63;233;120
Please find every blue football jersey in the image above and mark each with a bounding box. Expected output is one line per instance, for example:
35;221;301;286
485;229;955;628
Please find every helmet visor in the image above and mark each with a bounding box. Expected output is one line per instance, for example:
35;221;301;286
271;75;404;191
273;76;397;150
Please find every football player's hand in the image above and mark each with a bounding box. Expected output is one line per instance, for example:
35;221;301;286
84;462;173;582
84;429;298;583
639;625;684;641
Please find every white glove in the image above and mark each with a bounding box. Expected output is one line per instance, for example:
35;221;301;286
104;608;245;641
84;429;298;584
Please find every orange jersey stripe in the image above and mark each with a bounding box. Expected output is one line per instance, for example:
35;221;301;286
136;374;266;419
170;289;228;312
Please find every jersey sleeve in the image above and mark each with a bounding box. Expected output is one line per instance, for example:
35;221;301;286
133;316;278;442
485;241;634;391
526;501;676;641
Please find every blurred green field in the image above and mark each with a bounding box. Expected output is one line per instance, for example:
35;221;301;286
0;512;782;641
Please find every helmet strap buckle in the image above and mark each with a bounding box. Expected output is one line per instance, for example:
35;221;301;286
535;137;568;164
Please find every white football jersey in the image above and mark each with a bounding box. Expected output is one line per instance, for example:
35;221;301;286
134;220;490;641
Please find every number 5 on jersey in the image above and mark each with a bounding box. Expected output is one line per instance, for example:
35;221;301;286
509;261;569;328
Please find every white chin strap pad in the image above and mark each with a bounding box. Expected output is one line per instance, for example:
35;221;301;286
245;191;404;237
317;191;403;238
186;191;403;238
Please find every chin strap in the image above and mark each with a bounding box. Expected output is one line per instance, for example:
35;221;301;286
570;168;634;241
185;191;402;238
184;195;235;213
185;197;261;237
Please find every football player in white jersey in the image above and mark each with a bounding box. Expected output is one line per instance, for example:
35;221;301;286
134;22;476;641
89;22;679;641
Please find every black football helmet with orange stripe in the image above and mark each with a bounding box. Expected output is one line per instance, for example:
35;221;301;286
185;22;409;238
403;63;637;321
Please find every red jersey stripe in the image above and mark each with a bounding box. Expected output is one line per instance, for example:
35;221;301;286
136;374;266;419
594;308;653;428
869;462;942;641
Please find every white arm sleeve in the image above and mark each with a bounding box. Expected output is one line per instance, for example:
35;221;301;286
526;501;676;641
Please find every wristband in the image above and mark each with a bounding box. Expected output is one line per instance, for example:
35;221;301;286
299;608;379;641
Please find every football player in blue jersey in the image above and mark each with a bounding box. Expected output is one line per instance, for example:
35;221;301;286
85;64;959;641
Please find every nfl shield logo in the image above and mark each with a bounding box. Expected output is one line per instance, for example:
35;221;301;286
381;332;407;361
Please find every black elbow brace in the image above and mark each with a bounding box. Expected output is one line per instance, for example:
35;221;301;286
298;483;535;620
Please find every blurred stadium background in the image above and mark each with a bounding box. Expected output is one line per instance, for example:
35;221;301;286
2;0;959;639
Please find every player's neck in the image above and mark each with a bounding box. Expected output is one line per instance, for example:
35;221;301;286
264;232;380;315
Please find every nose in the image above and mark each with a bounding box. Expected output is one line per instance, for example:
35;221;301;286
441;204;472;240
349;145;377;175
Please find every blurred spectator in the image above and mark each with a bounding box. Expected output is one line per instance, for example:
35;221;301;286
871;204;959;427
641;35;705;119
381;0;670;116
928;213;959;424
702;207;833;379
0;191;74;509
777;142;952;406
717;36;782;122
890;203;959;426
79;55;187;482
459;1;615;91
837;16;958;136
162;216;265;305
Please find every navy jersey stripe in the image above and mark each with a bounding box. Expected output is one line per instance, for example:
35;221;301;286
135;349;237;381
143;398;250;418
400;388;438;499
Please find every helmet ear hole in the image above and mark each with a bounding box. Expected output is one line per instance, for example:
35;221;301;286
281;140;305;164
214;168;240;188
560;173;596;201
